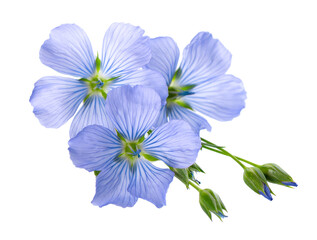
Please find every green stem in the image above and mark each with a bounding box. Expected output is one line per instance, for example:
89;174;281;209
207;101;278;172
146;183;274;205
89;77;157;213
202;145;246;169
201;138;261;168
188;180;201;191
235;157;260;167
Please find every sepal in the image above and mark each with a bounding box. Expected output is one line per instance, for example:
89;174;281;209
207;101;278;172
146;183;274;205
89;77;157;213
170;163;205;188
243;167;274;201
259;163;297;187
199;188;227;221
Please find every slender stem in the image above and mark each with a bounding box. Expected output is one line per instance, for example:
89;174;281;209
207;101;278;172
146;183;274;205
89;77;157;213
235;157;260;167
201;138;261;168
201;144;247;169
188;180;201;191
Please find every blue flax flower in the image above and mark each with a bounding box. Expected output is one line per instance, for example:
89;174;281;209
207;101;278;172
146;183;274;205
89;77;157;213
145;33;247;133
30;23;167;137
68;85;201;208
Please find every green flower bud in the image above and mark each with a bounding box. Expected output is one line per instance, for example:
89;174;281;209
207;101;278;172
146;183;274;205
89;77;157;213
243;167;273;201
259;163;298;187
199;188;227;221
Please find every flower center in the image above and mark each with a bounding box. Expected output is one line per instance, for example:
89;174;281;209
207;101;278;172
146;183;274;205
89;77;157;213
120;140;142;165
80;55;120;101
166;69;196;110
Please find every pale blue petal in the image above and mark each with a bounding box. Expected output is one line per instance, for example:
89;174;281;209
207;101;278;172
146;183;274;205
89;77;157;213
110;69;168;104
153;105;168;128
167;104;211;134
68;125;122;171
145;37;179;85
143;120;201;168
30;76;88;128
101;23;151;77
70;95;112;138
178;32;231;86
92;159;138;208
128;159;174;208
183;74;246;121
40;24;95;78
105;85;161;141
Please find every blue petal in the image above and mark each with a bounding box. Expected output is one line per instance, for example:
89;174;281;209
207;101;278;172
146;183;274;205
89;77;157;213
68;125;122;171
105;85;161;141
30;76;88;128
183;74;246;121
259;184;273;201
153;105;168;128
92;159;138;208
70;95;112;138
145;37;179;85
128;159;174;208
167;104;211;134
110;69;168;104
142;120;201;168
218;212;228;218
101;23;151;77
40;24;95;78
178;32;231;86
282;182;298;187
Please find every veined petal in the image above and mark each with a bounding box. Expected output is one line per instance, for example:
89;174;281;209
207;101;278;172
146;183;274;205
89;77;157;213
101;23;151;77
143;120;201;168
105;85;161;141
167;104;211;133
70;95;112;138
178;32;231;86
68;125;122;171
30;76;88;128
110;69;168;104
40;24;95;78
183;74;246;121
128;159;174;208
153;105;168;128
145;37;179;85
92;159;137;208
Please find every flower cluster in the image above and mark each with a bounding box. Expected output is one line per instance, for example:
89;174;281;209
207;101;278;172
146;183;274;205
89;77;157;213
30;22;297;221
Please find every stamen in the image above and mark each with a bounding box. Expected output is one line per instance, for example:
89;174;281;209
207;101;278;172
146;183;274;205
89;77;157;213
178;90;194;96
132;149;141;158
95;79;104;89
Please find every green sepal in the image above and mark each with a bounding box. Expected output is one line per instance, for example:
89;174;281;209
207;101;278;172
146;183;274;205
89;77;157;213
200;201;212;221
83;93;91;103
94;171;100;176
175;100;193;110
170;167;190;188
137;135;145;144
180;84;196;91
95;54;101;73
116;130;126;142
243;167;274;195
172;68;182;81
189;163;205;174
259;163;294;187
142;153;159;162
199;188;227;221
105;76;120;82
79;78;90;83
101;91;107;100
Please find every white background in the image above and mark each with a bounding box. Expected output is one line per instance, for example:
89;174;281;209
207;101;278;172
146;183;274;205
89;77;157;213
1;0;316;239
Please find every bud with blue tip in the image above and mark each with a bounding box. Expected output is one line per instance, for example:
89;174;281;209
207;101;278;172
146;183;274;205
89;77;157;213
243;167;274;201
259;163;297;187
199;188;227;221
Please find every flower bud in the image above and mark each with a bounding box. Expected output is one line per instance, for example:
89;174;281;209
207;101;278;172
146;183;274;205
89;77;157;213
243;167;273;201
199;188;227;221
260;163;297;187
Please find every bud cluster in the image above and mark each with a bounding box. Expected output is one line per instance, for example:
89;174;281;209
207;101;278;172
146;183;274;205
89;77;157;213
243;163;297;201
